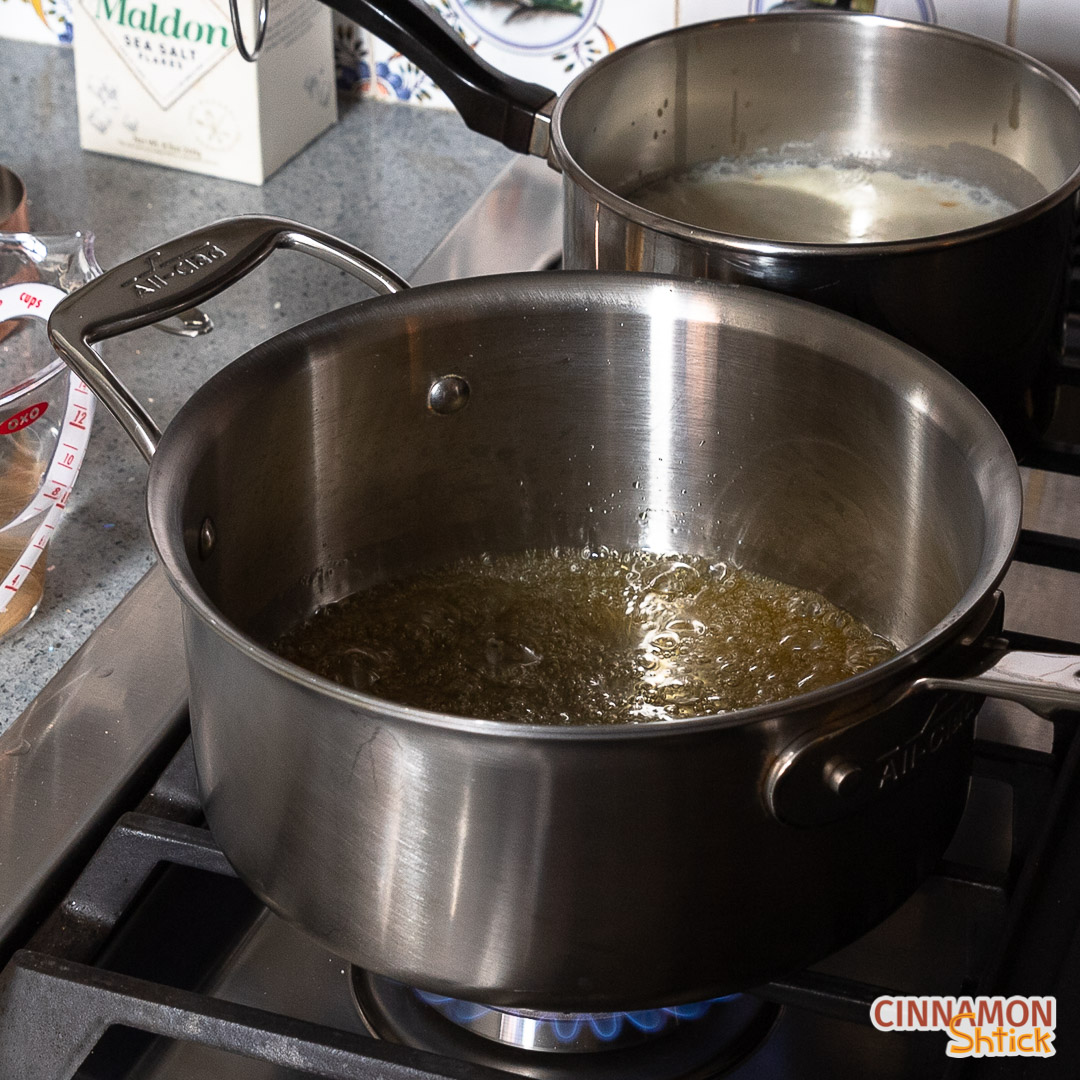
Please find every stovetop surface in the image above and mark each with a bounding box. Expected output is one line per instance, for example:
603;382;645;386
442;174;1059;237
2;160;1079;1079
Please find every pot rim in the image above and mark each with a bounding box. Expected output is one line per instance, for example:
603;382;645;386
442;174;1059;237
146;271;1023;740
550;12;1080;258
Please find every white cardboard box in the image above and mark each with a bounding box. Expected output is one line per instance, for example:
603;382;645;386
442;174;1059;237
72;0;337;184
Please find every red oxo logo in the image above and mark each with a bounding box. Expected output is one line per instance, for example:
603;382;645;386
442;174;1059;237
1;402;48;435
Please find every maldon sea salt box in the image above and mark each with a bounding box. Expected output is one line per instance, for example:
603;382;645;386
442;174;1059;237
72;0;336;184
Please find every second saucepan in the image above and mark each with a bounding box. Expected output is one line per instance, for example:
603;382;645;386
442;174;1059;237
302;6;1080;450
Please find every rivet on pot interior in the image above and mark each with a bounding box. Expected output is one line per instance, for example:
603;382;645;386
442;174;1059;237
198;517;216;560
428;374;470;415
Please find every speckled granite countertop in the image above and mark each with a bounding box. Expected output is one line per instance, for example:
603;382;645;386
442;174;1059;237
0;38;513;731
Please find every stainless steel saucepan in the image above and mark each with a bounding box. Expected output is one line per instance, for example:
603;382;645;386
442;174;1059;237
302;5;1080;450
48;217;1080;1010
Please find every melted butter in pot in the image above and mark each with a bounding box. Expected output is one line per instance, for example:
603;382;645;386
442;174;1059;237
627;160;1018;244
273;549;897;725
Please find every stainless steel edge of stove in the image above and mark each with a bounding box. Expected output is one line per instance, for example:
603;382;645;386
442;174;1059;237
0;156;566;963
409;156;562;287
0;566;188;957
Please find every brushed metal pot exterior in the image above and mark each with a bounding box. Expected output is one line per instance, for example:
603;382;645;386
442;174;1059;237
554;16;1080;451
47;218;1080;1011
181;613;980;1010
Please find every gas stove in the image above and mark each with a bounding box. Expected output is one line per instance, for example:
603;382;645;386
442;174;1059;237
1;159;1079;1079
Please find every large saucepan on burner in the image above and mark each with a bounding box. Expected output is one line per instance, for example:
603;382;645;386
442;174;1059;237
305;5;1080;450
49;217;1080;1010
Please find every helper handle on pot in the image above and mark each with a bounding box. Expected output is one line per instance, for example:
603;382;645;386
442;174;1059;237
323;0;557;156
768;634;1080;828
48;216;408;463
912;647;1080;720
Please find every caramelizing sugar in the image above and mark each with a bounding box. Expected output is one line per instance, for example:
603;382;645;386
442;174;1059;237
273;549;897;725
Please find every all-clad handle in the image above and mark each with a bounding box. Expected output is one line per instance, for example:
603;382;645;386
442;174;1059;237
912;649;1080;719
768;637;1080;828
47;216;408;463
326;0;557;156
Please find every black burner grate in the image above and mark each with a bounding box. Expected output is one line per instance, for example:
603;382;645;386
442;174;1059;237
0;777;510;1080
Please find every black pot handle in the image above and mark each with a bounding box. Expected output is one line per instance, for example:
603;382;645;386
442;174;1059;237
327;0;557;155
47;216;408;463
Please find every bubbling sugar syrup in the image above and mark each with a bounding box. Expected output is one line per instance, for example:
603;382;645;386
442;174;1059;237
272;548;898;725
626;158;1018;244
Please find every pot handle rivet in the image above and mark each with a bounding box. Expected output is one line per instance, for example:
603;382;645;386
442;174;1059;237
428;374;470;415
198;517;216;560
823;758;864;799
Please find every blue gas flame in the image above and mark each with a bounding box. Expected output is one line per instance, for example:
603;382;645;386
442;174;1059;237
414;988;740;1045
